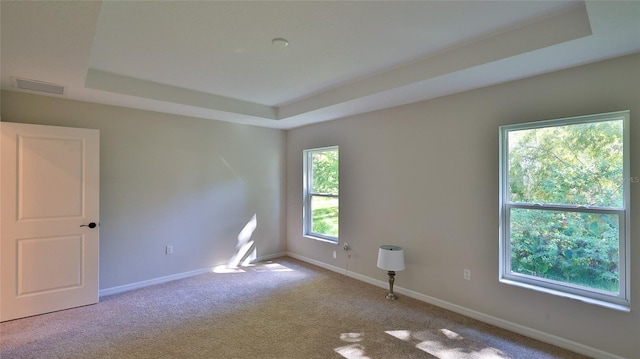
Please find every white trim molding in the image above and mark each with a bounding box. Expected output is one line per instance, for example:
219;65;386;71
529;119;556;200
99;268;212;297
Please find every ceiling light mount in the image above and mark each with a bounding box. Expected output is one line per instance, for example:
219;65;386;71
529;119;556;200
271;38;289;48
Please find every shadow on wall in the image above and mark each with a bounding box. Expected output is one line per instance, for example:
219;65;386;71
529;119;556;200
213;214;257;273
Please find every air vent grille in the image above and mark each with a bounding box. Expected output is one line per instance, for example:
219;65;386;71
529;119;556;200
13;77;65;95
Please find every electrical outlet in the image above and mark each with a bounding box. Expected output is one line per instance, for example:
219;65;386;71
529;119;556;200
463;269;471;281
333;250;337;259
166;245;174;255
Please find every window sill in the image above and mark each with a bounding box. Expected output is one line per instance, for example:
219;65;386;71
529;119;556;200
303;235;338;245
499;278;630;312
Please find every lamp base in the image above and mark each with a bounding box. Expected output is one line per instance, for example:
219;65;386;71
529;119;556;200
385;270;398;300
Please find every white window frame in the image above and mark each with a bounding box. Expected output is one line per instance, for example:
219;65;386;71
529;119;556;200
499;111;630;311
303;146;339;243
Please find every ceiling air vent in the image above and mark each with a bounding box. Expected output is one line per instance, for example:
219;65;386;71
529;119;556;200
12;77;65;95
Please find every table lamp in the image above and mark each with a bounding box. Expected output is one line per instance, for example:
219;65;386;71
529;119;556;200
377;245;405;300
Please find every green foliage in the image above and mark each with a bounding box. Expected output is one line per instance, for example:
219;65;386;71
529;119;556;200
312;201;339;236
312;150;339;195
510;209;619;292
507;120;623;292
509;121;623;207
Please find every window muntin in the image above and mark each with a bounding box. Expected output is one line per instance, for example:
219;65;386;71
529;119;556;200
500;111;629;309
304;147;339;242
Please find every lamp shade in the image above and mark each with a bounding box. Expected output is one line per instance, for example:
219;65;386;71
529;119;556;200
377;245;405;271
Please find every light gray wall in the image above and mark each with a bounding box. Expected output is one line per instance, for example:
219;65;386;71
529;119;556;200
1;92;287;289
287;53;640;358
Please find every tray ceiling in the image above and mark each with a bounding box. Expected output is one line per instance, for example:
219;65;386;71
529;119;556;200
2;1;639;129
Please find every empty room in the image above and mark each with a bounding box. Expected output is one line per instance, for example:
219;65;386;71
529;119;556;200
1;1;639;358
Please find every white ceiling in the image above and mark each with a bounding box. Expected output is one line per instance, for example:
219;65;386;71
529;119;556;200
1;1;639;129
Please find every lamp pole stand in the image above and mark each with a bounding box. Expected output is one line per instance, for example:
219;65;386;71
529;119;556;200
385;270;397;300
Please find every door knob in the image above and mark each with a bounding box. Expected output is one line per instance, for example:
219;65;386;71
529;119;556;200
80;222;97;228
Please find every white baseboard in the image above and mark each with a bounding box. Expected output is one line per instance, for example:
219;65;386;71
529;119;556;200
99;268;212;297
99;251;288;297
286;252;625;359
258;251;288;261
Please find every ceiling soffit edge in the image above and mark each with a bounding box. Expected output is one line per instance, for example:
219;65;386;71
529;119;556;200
85;69;278;120
278;2;592;120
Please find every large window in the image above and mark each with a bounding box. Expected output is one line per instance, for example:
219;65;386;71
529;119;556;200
303;146;339;243
499;111;630;309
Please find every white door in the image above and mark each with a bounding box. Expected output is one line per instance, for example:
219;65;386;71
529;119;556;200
1;122;100;322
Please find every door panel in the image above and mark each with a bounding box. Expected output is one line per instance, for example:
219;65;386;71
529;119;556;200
1;122;99;322
19;136;85;219
18;235;83;295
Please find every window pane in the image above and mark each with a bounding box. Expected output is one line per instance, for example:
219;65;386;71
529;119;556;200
311;196;339;237
508;120;623;207
311;150;339;195
510;208;619;293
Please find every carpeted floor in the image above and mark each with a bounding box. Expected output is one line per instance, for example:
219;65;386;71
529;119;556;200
0;257;589;358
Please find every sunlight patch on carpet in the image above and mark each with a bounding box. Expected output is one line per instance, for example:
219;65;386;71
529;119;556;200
335;332;368;358
334;344;370;359
440;328;463;340
385;329;412;341
386;329;507;358
252;262;293;272
212;265;247;273
340;332;365;343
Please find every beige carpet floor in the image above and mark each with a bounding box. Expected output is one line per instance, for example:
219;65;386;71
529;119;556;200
0;257;589;358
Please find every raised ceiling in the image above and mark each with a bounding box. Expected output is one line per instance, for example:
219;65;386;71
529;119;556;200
1;1;639;129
